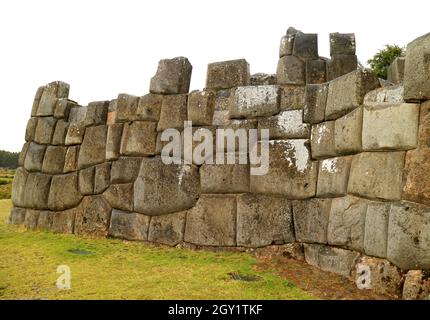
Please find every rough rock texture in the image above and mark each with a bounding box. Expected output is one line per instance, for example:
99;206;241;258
48;172;82;211
187;90;215;125
148;211;186;246
24;142;46;172
364;202;390;258
364;85;404;104
305;59;327;84
51;208;76;234
334;107;363;155
316;156;352;197
258;110;310;140
304;83;328;124
330;33;356;55
206;59;250;90
276;56;305;85
387;57;405;85
23;173;52;210
293;33;318;60
157;94;188;131
11;168;28;207
310;121;336;159
111;157;142;184
326;54;358;81
103;183;134;212
230;85;280;118
106;123;123;160
77;125;107;169
109;210;150;241
403;270;430;300
74;196;112;237
120;121;157;156
279;85;305;110
42;146;66;174
150;57;192;94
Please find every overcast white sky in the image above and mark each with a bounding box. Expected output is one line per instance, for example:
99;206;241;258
0;0;428;152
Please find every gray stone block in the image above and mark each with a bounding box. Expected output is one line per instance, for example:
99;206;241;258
363;85;404;104
9;207;26;225
18;142;30;167
31;86;44;117
157;94;188;131
206;59;250;90
51;208;76;234
11;167;28;207
276;56;305;85
103;183;134;212
79;166;95;195
334;107;363;155
305;59;327;84
84;101;109;126
106;123;123;161
116;94;139;122
310;121;336;159
364;202;390;258
110;157;142;184
187;90;215;125
150;57;192;94
37;210;54;231
63;146;79;173
65;122;86;145
304;83;328;124
258;110;310;139
329;33;356;55
387;57;405;85
78;125;107;169
54;98;75;119
109;210;150;241
23;173;52;210
120;121;157;156
36;81;70;116
94;162;111;194
293;33;318;60
24;142;46;172
25;117;38;142
279;85;305;111
148;211;187;246
24;209;40;230
317;156;352;197
52;119;69;146
250;73;276;86
42;146;67;174
137;93;163;121
327;54;358;81
74;195;112;237
34;117;56;144
48;172;82;211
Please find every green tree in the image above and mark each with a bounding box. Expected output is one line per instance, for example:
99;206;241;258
0;150;19;168
367;44;405;79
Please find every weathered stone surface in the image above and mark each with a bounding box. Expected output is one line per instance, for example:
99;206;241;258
181;126;215;164
293;199;331;244
24;142;46;172
218;119;257;153
306;59;326;84
37;210;54;230
329;33;356;55
108;210;150;241
42;146;66;174
229;85;280;119
103;183;134;212
52;120;69;146
116;94;139;122
84;101;109;126
134;157;200;215
387;202;430;270
79;166;95;195
110;157;142;184
68;106;87;122
206;59;250;90
34;117;56;144
65;122;85;145
54;98;75;119
9;207;26;225
250;140;317;199
48;172;82;211
327;196;368;252
25;117;38;142
63;146;79;173
11;167;28;207
157;94;188;131
364;201;390;258
403;270;430;300
353;256;404;298
276;56;305;85
326;69;380;120
348;152;405;201
184;195;236;246
78;125;107;169
404;33;430;101
136;93;162;121
334;107;363;155
94;162;111;194
51;208;75;234
362;103;419;151
200;156;249;193
304;244;360;278
148;211;186;246
106;123;123;161
120;121;157;156
36;81;69;116
304;84;328;124
24;209;40;230
31;86;44;117
317;156;352;197
74;195;111;237
258;110;310;139
250;73;276;86
254;243;305;261
18;142;30;167
23;173;52;210
293;33;318;60
387;57;405;85
363;85;404;104
279;28;298;57
237;194;294;247
310;121;336;159
279;85;305;110
150;57;192;94
187;90;215;125
327;54;358;81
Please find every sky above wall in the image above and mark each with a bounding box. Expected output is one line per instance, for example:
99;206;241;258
0;0;428;152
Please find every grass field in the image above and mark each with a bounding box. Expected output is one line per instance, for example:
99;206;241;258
0;199;315;300
0;168;14;200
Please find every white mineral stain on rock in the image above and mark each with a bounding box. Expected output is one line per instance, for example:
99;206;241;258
321;158;338;173
236;85;278;110
317;124;329;144
276;110;303;133
177;164;191;186
277;139;309;173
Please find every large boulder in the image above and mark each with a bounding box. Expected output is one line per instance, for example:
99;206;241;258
205;59;250;90
364;201;390;258
136;93;163;121
326;54;358;81
34;117;56;144
329;33;356;55
108;210;150;241
36;81;70;116
106;123;123;161
51;208;76;234
77;125;107;169
310;121;336;159
258;110;310;140
276;56;305;85
157;94;188;131
292;33;318;60
120;121;157;156
279;85;305;111
187;90;215;126
23;142;46;172
48;172;82;211
41;146;67;174
23;173;52;210
334;107;363;155
103;183;134;212
387;57;405;85
150;57;192;94
304;83;328;124
316;156;352;197
305;59;327;84
148;211;187;246
74;196;112;237
11;167;28;207
52;119;69;146
110;157;142;184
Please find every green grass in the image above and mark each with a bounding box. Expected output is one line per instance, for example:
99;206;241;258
0;200;315;300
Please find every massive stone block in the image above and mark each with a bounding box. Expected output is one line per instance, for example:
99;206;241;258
348;152;405;201
52;120;69;146
325;69;380;120
9;207;26;225
36;81;70;116
110;157;142;184
150;57;192;94
157;94;188;131
79;166;95;195
148;211;186;246
106;123;123;161
206;59;250;90
74;195;112;237
364;202;390;258
250;73;276;86
103;183;134;212
54;98;75;119
293;33;318;60
364;85;404;104
329;33;356;55
187;90;215;126
23;142;46;172
404;33;430;101
24;209;40;230
23;173;52;210
41;146;67;174
108;210;150;241
327;196;369;252
279;28;298;57
229;85;280;119
63;146;79;173
84;101;109;126
258;110;310;140
136;93;162;122
120;121;157;156
326;54;358;81
48;172;82;211
316;156;352;197
218;119;257;153
77;125;107;169
334;107;363;155
279;85;305;111
184;195;236;246
134;157;200;215
116;94;139;122
276;56;305;85
304;83;328;124
37;210;54;231
25;117;38;142
305;59;326;84
237;194;294;247
310;121;336;159
65;122;86;146
51;208;76;234
31;86;45;116
387;202;430;270
94;162;111;194
292;198;331;244
304;244;360;278
34;117;56;144
362;103;419;151
11;167;28;207
387;57;405;85
250;140;317;199
18;142;30;167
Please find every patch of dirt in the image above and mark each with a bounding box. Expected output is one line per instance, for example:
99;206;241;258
255;255;395;300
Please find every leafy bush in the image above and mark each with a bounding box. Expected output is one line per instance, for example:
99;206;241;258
367;44;405;79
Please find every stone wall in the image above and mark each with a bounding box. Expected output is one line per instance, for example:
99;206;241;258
9;28;430;299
